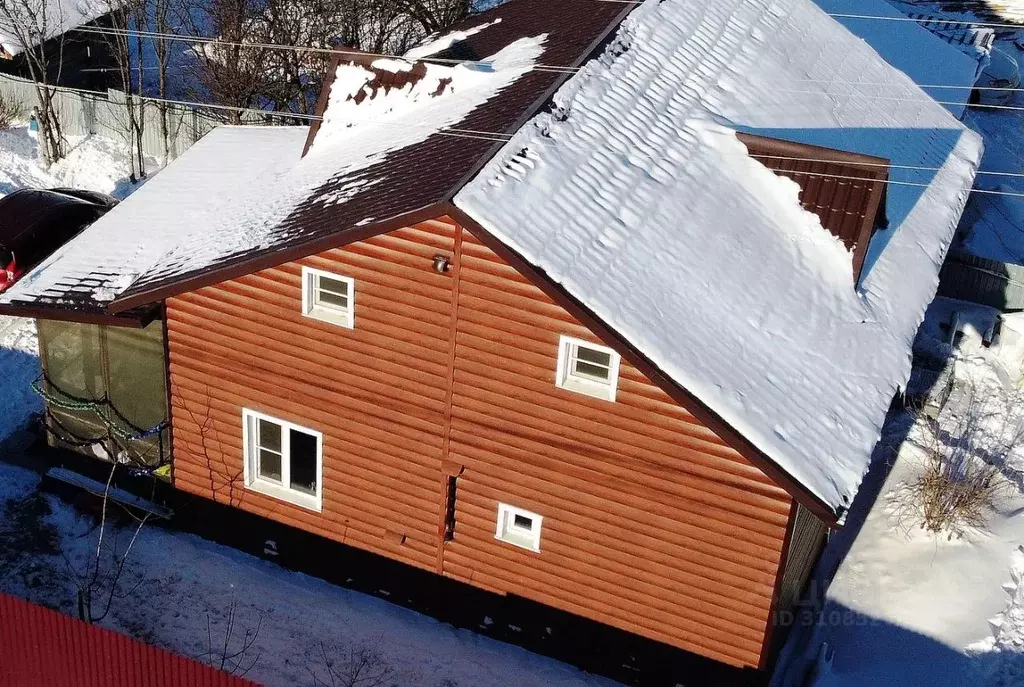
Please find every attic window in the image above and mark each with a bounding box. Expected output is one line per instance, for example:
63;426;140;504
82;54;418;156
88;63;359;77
495;503;542;552
555;335;620;402
302;266;355;328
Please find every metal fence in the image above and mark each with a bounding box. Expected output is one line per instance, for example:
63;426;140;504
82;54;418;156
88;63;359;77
938;250;1024;312
0;72;271;161
0;593;257;686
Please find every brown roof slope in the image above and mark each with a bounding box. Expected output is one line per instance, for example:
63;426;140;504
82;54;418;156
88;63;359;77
110;0;632;312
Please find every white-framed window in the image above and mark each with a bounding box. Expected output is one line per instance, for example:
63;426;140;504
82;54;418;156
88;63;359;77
302;266;355;328
555;335;621;402
242;408;323;512
495;503;543;552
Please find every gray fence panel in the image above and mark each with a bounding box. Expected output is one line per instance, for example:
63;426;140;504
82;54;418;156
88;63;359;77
938;251;1024;312
0;71;277;162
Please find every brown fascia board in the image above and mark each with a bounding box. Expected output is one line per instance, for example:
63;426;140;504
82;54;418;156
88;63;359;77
106;203;450;314
446;204;840;526
0;302;153;328
302;51;341;157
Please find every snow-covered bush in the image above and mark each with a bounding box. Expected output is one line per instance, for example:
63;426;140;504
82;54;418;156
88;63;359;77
0;92;25;131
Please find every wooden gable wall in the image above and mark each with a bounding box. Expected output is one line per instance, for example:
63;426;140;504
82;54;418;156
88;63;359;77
164;216;794;669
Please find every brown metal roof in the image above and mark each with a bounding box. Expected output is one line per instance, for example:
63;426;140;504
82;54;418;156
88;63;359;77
738;133;889;282
109;0;633;312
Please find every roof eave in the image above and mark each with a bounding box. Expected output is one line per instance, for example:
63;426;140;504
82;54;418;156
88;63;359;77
104;203;452;314
0;301;155;328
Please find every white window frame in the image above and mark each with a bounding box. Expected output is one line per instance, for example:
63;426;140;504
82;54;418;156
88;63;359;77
242;408;324;512
301;265;355;328
555;335;621;402
494;503;543;552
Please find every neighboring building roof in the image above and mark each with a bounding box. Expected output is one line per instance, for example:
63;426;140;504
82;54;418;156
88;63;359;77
0;0;982;520
455;0;982;519
0;0;110;57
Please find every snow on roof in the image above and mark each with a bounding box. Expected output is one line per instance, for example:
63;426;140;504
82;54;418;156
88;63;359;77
0;0;111;56
814;0;983;118
0;30;546;311
454;0;983;517
0;126;306;312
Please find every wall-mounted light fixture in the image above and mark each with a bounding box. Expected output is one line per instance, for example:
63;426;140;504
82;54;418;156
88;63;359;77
433;254;451;273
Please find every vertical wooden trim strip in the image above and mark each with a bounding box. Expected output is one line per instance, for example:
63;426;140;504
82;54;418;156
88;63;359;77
161;304;176;486
436;222;464;573
758;499;798;670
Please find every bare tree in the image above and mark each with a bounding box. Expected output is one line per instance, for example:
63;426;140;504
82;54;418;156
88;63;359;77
63;463;151;624
182;0;472;120
88;0;149;179
306;640;397;687
0;0;67;162
200;602;262;677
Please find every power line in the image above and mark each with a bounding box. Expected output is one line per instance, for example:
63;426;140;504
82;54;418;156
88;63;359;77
746;152;1024;181
593;0;1024;30
70;24;580;74
71;21;1024;102
29;67;1024;199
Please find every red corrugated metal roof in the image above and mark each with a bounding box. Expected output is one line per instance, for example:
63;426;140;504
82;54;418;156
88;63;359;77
0;593;258;687
738;133;889;281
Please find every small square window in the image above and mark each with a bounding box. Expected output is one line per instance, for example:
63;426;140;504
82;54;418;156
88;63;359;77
495;503;542;552
243;409;323;511
555;335;621;402
302;266;355;328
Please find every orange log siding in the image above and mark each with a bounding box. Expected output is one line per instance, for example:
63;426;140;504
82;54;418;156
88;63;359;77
165;217;794;669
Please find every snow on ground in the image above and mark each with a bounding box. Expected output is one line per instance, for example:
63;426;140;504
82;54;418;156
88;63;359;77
0;125;152;200
775;298;1024;686
0;316;40;441
0;459;616;687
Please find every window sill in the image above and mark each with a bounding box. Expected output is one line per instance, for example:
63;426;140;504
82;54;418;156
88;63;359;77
495;533;541;553
303;305;353;329
557;376;616;402
245;477;322;512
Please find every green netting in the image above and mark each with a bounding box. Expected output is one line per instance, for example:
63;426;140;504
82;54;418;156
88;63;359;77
36;319;170;470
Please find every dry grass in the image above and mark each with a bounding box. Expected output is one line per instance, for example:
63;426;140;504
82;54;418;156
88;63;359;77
0;93;26;131
900;372;1023;538
916;448;1000;537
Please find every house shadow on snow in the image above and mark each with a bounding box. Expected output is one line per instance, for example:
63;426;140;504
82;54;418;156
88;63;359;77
805;601;1024;686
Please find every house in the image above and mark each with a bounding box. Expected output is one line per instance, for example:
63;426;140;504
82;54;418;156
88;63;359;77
0;0;115;90
0;0;982;676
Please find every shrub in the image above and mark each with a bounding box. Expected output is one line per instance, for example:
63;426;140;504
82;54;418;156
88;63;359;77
916;446;1000;537
0;92;26;131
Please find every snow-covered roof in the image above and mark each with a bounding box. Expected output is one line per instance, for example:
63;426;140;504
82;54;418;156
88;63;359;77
0;0;625;314
0;0;111;57
0;126;308;313
815;0;983;118
455;0;982;518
